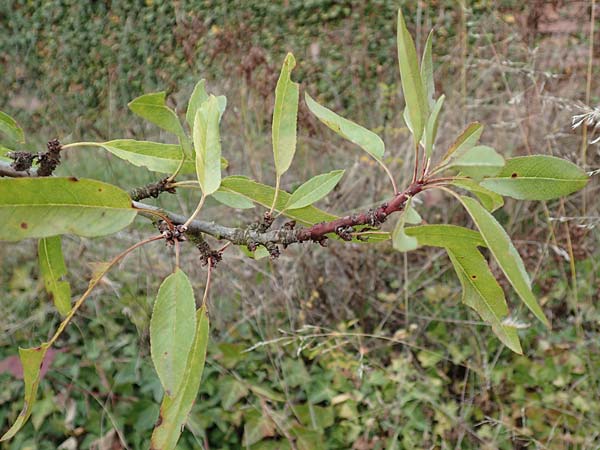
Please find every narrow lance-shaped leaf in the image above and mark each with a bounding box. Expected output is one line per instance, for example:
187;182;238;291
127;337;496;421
284;170;345;211
150;269;197;397
193;96;222;195
38;236;71;316
421;30;435;108
0;178;137;242
423;95;445;159
451;179;504;212
0;344;50;442
305;93;384;162
447;145;505;179
447;248;522;354
392;198;421;252
272;53;299;176
151;306;210;450
459;196;550;327
397;10;429;143
480;155;589;201
440;122;483;163
212;190;255;209
128;92;186;140
186;80;227;130
404;224;486;249
0;110;25;144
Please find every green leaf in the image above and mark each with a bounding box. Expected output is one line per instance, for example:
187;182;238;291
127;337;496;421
397;10;429;143
392;198;419;252
405;224;486;249
218;377;249;410
38;236;71;316
421;30;435;108
212;190;255;209
441;122;483;162
292;403;335;429
459;196;549;327
221;176;337;226
151;306;209;450
451;179;504;212
0;178;137;242
0;144;13;162
128;92;186;139
186;80;226;130
447;145;505;179
305;93;384;162
480;155;589;200
0;344;50;441
150;269;197;397
272;53;300;176
284;170;345;211
98;140;196;174
447;248;522;354
0;111;25;144
193;96;222;196
423;95;445;159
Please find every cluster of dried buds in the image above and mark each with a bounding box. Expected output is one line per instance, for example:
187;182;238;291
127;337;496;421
158;221;188;247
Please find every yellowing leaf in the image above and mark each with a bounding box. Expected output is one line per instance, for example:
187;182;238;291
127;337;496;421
272;53;299;176
38;236;71;316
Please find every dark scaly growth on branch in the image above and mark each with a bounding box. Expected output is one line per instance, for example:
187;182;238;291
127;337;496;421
7;139;63;176
129;177;177;201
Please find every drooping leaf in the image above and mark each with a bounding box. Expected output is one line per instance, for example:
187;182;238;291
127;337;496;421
128;92;186;139
451;179;504;212
441;122;483;162
0;111;25;144
459;196;549;327
151;306;209;450
421;30;435;108
186;80;227;130
38;236;71;316
397;10;429;143
447;248;522;354
212;190;255;209
423;95;445;159
392;198;419;252
480;155;589;200
220;176;337;226
284;170;345;211
405;224;486;249
0;178;137;242
150;269;197;397
97;140;196;174
193;95;222;196
272;53;300;176
0;344;50;441
447;145;505;179
305;93;384;162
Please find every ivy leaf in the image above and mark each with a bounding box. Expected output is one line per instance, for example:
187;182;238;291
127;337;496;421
150;269;197;397
284;170;345;211
193;96;222;196
0;111;25;144
451;179;504;212
272;53;300;177
423;95;445;159
447;145;505;179
212;190;255;209
0;178;137;242
397;10;429;143
151;306;209;450
459;196;549;327
186;80;226;130
421;30;435;108
480;155;589;200
392;198;420;252
441;122;483;163
38;236;71;316
447;248;522;354
305;93;384;162
0;344;50;442
405;224;486;249
128;92;186;140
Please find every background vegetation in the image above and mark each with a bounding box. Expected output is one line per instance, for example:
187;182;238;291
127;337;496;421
1;1;599;448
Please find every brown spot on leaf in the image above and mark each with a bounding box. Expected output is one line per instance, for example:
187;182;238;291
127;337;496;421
68;176;79;182
471;275;477;279
98;188;103;192
511;172;518;178
20;222;28;229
